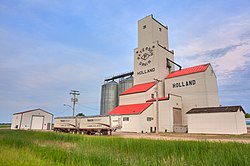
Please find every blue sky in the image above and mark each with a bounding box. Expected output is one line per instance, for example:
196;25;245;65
1;0;250;122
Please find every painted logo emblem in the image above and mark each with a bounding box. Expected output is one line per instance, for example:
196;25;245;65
141;53;150;60
136;46;154;66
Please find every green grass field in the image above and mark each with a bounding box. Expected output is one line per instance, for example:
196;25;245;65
0;130;249;166
0;124;11;129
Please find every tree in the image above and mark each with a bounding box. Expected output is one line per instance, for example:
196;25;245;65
245;113;250;118
76;113;85;117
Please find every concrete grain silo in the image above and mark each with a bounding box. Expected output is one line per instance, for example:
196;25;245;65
118;76;134;95
100;80;118;115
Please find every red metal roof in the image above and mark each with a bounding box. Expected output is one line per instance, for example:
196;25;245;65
146;97;169;102
108;102;153;115
166;64;210;79
120;82;155;96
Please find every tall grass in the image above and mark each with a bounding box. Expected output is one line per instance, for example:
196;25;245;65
0;130;249;166
0;124;10;129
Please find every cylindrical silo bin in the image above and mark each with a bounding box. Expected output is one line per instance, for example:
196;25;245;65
100;83;106;115
118;76;133;104
100;80;118;115
118;76;134;95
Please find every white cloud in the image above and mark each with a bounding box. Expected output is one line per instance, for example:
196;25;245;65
174;14;250;85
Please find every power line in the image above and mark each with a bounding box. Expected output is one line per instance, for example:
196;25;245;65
56;109;70;117
77;104;98;111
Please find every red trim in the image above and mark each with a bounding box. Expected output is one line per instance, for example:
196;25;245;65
108;102;153;115
146;97;169;102
120;82;155;96
13;108;53;116
166;64;210;79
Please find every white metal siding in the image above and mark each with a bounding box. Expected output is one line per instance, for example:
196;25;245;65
120;115;141;132
158;95;182;132
235;110;248;134
165;67;219;126
11;114;22;129
11;109;53;130
119;87;155;105
139;104;155;133
187;111;247;134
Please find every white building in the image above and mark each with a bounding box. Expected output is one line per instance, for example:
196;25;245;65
11;108;53;130
165;63;220;125
107;15;247;134
187;106;247;134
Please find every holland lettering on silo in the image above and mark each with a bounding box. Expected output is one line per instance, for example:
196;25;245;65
172;80;196;88
137;68;155;75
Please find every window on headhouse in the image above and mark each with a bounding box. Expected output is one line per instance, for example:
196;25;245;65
147;117;153;121
123;117;129;121
143;25;146;29
159;27;162;31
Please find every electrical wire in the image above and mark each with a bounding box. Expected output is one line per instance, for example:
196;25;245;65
77;103;98;111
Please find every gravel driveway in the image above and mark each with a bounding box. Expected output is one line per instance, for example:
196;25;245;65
113;131;250;143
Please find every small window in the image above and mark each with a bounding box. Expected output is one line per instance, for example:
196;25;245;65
147;117;153;121
159;27;162;31
143;25;146;29
123;117;129;121
15;125;18;129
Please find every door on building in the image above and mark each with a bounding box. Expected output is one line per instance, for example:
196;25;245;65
31;116;44;130
47;123;51;130
173;108;182;127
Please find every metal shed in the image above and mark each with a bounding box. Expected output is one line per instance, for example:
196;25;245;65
11;108;53;130
186;106;247;134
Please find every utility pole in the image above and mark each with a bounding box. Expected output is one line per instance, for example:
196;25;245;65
70;90;80;117
154;78;162;134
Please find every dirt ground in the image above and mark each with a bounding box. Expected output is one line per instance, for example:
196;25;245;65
2;127;250;143
113;129;250;143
